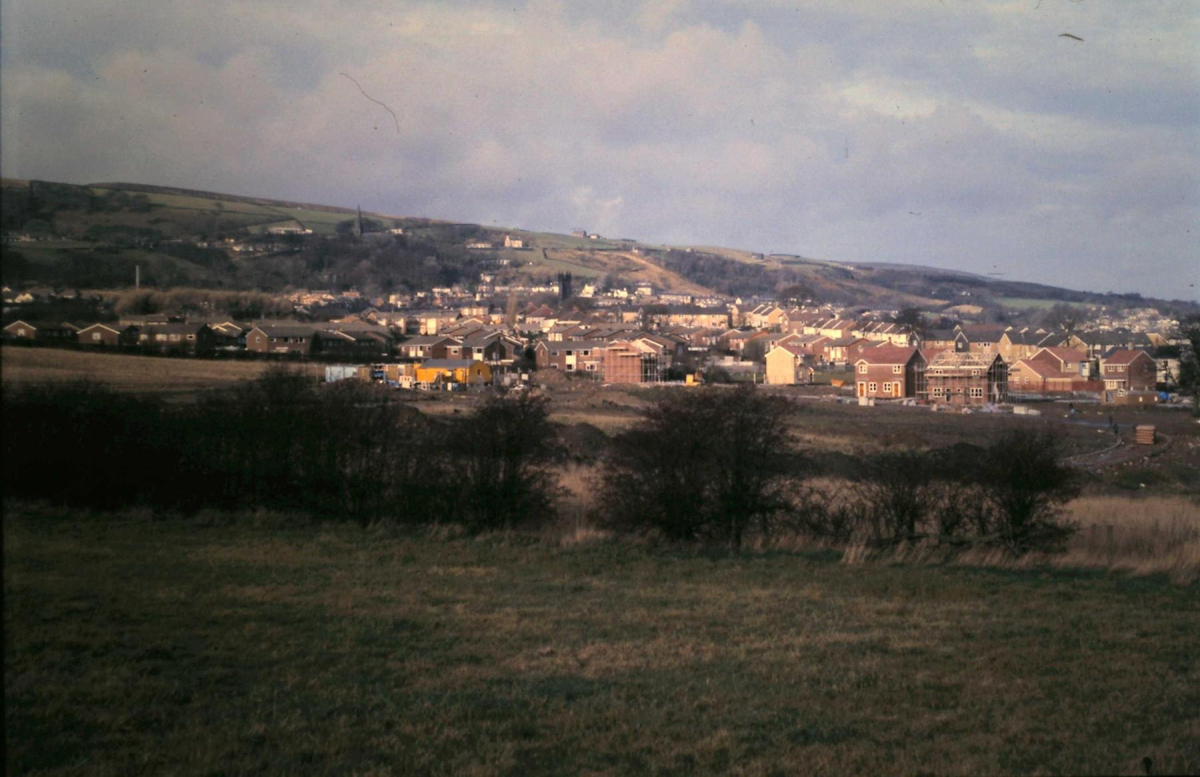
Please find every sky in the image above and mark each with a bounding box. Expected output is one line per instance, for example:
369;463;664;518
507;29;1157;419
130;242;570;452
2;0;1197;301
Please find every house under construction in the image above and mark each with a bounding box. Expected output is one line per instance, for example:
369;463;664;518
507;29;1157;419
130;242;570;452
926;351;1008;405
603;340;663;384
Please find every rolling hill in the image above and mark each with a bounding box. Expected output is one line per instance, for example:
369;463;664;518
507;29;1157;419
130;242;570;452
1;178;1182;314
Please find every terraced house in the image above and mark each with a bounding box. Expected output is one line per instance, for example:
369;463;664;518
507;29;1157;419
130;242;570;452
137;323;215;354
2;319;79;343
77;322;139;347
246;324;316;355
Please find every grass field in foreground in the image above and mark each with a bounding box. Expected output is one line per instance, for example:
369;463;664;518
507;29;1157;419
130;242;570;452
0;347;323;397
5;506;1197;776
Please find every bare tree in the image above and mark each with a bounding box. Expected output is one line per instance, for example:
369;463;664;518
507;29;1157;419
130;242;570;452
600;387;797;549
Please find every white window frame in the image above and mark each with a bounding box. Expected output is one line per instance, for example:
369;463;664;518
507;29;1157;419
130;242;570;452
892;365;902;374
868;382;877;393
858;364;867;374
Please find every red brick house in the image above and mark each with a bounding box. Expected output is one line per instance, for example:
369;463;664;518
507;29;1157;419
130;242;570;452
136;323;216;354
207;322;245;350
1100;349;1156;392
602;340;663;384
533;340;607;374
397;335;457;361
246;325;317;355
921;329;969;353
823;336;871;365
77;322;140;347
1030;346;1092;377
2;320;79;342
854;345;927;399
1008;357;1101;394
313;329;388;359
459;332;526;364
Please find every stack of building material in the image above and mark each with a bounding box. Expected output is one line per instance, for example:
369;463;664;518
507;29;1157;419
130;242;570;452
1135;425;1156;445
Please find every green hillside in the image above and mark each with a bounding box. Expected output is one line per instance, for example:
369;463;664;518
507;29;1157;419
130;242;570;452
0;178;1180;313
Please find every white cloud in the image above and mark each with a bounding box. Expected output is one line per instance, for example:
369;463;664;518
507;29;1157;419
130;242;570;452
1;0;1196;299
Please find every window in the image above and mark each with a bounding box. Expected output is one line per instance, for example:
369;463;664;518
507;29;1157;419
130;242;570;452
970;387;984;398
868;382;877;393
586;364;596;371
858;364;867;374
971;369;980;376
882;382;891;393
932;387;943;396
92;332;101;341
892;365;902;374
187;334;196;340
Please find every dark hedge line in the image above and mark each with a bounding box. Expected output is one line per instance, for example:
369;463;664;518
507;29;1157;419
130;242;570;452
2;370;555;532
3;377;1078;553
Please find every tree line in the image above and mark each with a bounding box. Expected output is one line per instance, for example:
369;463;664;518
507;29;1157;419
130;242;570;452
2;375;1078;553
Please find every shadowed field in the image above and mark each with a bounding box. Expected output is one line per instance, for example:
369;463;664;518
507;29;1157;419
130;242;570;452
0;347;322;398
5;505;1197;775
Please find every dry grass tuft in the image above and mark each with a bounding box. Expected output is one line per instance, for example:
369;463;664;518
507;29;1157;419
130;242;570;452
1055;495;1200;583
837;495;1200;584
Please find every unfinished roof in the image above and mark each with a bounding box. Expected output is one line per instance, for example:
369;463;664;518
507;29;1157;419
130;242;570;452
927;351;1000;369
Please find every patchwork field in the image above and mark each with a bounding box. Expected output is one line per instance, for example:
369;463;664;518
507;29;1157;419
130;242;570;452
4;505;1197;776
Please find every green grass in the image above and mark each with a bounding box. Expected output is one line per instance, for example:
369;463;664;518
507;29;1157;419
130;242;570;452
5;504;1197;775
998;297;1088;311
521;252;606;278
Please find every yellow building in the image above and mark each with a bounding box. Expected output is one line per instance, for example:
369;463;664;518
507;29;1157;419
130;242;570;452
415;359;492;386
765;344;813;385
